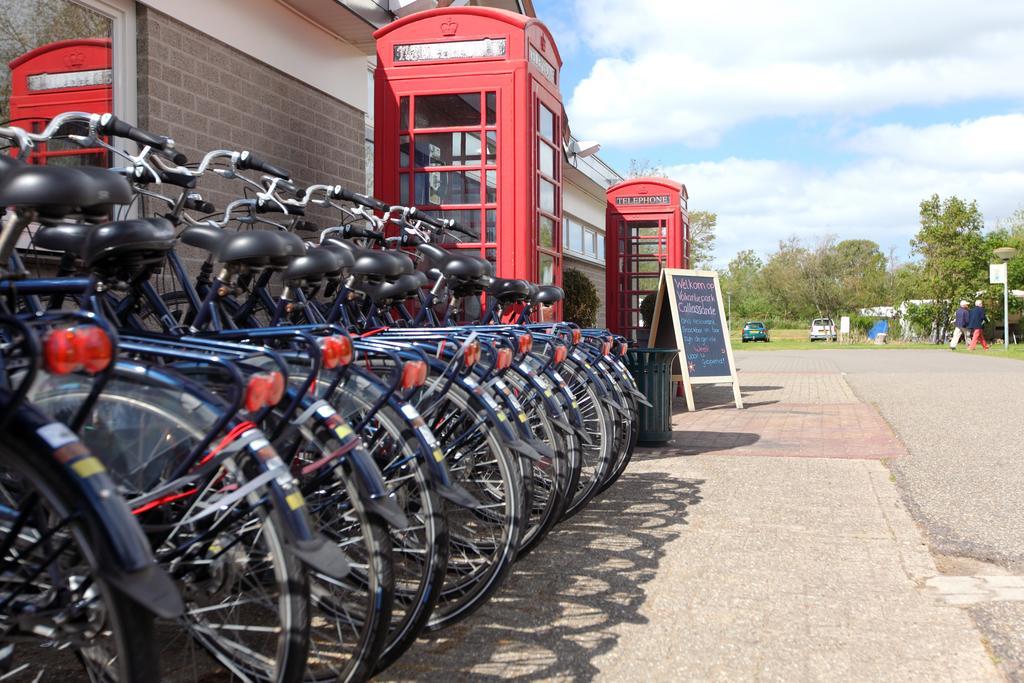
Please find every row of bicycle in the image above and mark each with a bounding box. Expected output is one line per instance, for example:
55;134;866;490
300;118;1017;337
0;111;644;681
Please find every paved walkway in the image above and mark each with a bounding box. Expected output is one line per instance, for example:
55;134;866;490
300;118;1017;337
382;353;1001;681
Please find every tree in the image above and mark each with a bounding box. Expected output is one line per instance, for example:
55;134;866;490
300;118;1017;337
562;268;599;327
720;249;769;323
688;210;717;269
800;236;846;322
760;237;813;321
833;239;888;309
910;194;987;342
626;159;666;178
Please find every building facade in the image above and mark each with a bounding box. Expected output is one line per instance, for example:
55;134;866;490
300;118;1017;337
5;0;634;325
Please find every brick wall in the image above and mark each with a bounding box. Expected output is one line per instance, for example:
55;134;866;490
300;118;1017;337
563;256;607;328
135;5;366;270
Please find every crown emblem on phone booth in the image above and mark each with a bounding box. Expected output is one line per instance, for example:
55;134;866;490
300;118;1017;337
63;50;86;69
440;19;458;36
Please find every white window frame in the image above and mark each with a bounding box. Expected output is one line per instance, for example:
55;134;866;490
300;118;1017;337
562;212;605;265
72;0;137;128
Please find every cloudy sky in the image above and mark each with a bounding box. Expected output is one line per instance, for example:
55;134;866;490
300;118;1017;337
534;0;1024;267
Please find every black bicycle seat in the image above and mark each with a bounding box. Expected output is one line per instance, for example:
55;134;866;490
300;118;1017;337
270;231;307;268
80;217;176;269
282;247;344;284
416;242;486;280
0;165;98;218
217;230;293;267
487;277;531;302
76;167;133;207
179;224;224;254
34;223;91;255
361;271;426;304
535;285;564;305
416;243;451;265
318;243;356;272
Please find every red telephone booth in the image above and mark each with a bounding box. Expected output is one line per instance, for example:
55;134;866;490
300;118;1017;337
606;177;690;338
8;38;112;165
374;7;564;293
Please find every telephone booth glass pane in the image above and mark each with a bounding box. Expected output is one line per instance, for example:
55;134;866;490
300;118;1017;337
405;90;497;260
414;93;481;128
618;217;669;337
535;97;561;291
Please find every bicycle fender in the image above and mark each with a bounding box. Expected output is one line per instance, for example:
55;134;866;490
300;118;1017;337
9;400;184;618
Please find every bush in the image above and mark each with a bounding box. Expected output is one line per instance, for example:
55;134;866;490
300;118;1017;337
640;292;657;327
562;268;600;328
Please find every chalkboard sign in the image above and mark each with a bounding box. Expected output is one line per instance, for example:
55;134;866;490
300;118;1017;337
648;269;742;411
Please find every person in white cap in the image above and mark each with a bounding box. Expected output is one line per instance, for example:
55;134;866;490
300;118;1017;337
967;299;990;350
949;300;971;350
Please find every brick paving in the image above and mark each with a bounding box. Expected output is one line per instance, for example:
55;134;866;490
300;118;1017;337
382;354;998;681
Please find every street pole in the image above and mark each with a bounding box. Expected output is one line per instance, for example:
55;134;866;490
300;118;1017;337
727;291;732;331
1005;279;1010;351
994;247;1018;350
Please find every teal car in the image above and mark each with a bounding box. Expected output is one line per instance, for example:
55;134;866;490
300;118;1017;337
741;321;770;342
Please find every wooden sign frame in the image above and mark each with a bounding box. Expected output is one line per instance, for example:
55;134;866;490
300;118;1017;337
648;268;743;411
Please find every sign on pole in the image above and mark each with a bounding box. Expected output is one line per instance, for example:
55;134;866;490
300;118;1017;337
647;269;743;411
990;263;1007;285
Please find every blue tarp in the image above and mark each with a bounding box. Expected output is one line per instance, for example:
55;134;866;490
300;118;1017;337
867;320;889;339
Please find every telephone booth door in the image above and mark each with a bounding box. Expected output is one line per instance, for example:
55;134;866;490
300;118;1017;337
606;178;689;339
374;7;564;314
8;38;112;166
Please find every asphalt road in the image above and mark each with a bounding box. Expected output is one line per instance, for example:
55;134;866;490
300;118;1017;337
737;347;1024;680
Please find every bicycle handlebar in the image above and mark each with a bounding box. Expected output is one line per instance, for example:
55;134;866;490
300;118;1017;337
237;151;290;180
332;186;389;213
97;114;186;164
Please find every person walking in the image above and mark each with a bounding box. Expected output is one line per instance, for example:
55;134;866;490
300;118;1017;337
950;300;971;350
967;299;989;350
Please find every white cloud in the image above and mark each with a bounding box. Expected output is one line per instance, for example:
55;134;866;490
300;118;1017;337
565;0;1024;146
670;148;1024;267
846;115;1024;171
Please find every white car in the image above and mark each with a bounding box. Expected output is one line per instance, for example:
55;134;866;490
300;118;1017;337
809;318;837;341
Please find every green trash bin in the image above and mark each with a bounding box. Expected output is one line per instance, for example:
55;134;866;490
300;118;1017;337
625;348;678;443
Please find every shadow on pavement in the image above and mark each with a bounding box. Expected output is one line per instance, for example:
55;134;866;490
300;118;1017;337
640;431;760;458
679;384;782;411
381;460;704;680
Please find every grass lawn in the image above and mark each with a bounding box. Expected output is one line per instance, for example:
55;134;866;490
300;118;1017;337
731;328;1024;360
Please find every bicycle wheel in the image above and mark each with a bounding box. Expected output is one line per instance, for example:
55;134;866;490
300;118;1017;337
596;357;640;493
0;438;159;681
29;370;311;682
274;396;397;681
409;376;524;630
550;356;613;519
328;369;448;673
497;371;570;557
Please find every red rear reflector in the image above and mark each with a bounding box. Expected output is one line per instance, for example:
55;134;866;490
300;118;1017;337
266;371;285;405
320;336;341;369
517;333;533;355
335;335;354;366
601;340;612;356
463;339;481;367
552;344;567;365
495;347;512;370
245;371;285;412
619;341;628;356
401;360;427;389
571;329;581;345
44;326;113;375
78;326;113;373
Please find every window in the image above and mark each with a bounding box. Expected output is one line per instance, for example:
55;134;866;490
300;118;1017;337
562;214;605;264
535;98;560;288
399;90;498;259
1;0;116;166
